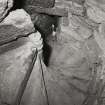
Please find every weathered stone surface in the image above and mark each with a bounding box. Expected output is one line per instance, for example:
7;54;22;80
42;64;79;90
46;26;101;105
0;9;35;45
59;15;93;41
24;0;55;8
2;9;35;34
20;58;46;105
55;0;85;16
86;0;105;11
69;2;85;16
86;0;105;23
69;15;93;39
86;6;105;23
0;35;44;105
0;7;44;105
41;0;105;105
55;0;85;5
44;0;103;103
0;0;13;22
94;22;105;54
80;16;99;28
25;6;68;17
1;0;105;105
0;31;44;105
72;0;85;4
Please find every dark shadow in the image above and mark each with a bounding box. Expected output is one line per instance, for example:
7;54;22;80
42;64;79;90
35;16;59;66
11;0;24;10
43;41;52;66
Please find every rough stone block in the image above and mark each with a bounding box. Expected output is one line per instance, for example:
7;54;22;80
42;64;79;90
0;8;44;105
86;0;105;23
0;9;35;45
45;31;101;105
86;0;105;11
0;36;44;105
69;2;85;16
59;15;93;41
0;0;13;22
24;0;55;8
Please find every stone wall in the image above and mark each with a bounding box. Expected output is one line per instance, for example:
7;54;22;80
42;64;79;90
1;0;105;105
0;1;45;105
45;0;105;105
